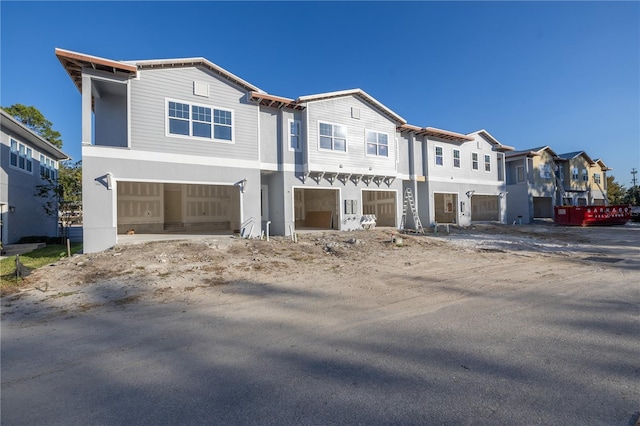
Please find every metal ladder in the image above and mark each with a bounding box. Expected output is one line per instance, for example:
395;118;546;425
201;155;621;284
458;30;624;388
401;188;424;234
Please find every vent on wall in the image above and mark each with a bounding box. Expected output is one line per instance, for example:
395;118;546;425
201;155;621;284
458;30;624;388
351;107;360;119
193;81;209;97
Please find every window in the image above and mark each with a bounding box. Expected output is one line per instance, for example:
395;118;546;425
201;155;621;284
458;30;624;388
539;164;551;179
319;122;346;152
594;173;601;184
366;130;388;157
571;167;579;180
435;146;443;166
516;165;525;182
192;105;212;138
472;152;479;170
9;139;33;173
582;169;588;182
213;109;232;141
167;100;232;142
484;155;491;172
289;120;301;150
168;101;190;136
453;149;460;168
39;154;58;180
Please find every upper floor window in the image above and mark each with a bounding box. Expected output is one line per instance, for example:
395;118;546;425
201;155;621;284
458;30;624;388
471;152;479;170
571;167;579;180
484;155;491;172
366;130;388;157
39;154;58;180
593;173;601;184
435;146;443;166
582;169;588;182
453;149;461;168
289;120;301;151
516;165;525;182
539;164;551;179
10;139;33;174
167;100;233;142
319;122;346;152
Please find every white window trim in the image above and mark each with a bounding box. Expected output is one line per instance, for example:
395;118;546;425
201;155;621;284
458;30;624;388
364;129;390;158
39;153;58;180
165;98;235;144
571;167;579;180
471;152;479;171
434;145;444;166
288;119;301;152
453;149;461;169
516;165;525;183
484;154;491;173
9;139;34;175
317;120;348;154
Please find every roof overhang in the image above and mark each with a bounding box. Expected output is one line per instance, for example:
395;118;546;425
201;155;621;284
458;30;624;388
56;48;138;93
297;89;406;124
249;92;305;110
556;151;594;165
469;129;515;151
133;57;264;93
594;159;612;171
0;109;69;160
399;124;473;142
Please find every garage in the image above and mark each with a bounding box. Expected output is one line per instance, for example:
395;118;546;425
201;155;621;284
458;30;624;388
434;193;458;224
117;182;240;234
362;190;396;227
471;195;500;222
533;196;553;218
294;188;339;230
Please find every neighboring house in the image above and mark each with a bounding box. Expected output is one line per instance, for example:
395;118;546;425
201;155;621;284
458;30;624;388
506;147;611;223
56;49;409;253
0;109;69;244
397;126;513;226
505;146;560;223
556;151;607;206
590;159;610;205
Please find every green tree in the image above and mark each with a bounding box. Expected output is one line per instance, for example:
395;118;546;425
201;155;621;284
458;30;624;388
1;104;63;148
606;175;626;205
623;186;640;206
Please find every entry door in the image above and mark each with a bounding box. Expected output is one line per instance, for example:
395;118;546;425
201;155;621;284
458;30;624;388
164;190;182;223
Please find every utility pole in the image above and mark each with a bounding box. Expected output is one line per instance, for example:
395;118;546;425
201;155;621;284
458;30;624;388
632;168;638;187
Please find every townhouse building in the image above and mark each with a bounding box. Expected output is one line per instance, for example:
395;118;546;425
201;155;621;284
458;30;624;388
397;127;513;227
505;147;610;223
1;109;69;244
55;48;527;253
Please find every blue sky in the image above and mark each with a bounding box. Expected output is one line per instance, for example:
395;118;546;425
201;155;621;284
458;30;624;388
2;1;639;186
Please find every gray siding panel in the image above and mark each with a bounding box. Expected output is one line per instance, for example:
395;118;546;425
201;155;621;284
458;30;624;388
259;107;279;165
129;67;259;161
306;96;397;174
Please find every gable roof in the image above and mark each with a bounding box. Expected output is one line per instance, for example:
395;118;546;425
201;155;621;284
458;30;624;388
56;48;264;94
297;89;406;124
557;151;594;164
594;159;612;171
506;145;558;158
468;129;514;151
1;109;69;161
398;124;474;142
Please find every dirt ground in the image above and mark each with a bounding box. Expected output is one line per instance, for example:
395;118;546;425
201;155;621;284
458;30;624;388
2;222;639;425
2;222;638;322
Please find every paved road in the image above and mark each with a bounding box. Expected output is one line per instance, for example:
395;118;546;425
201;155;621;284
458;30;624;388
2;226;639;425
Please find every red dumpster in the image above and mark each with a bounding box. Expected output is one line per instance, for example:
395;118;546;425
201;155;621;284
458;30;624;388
554;205;632;226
